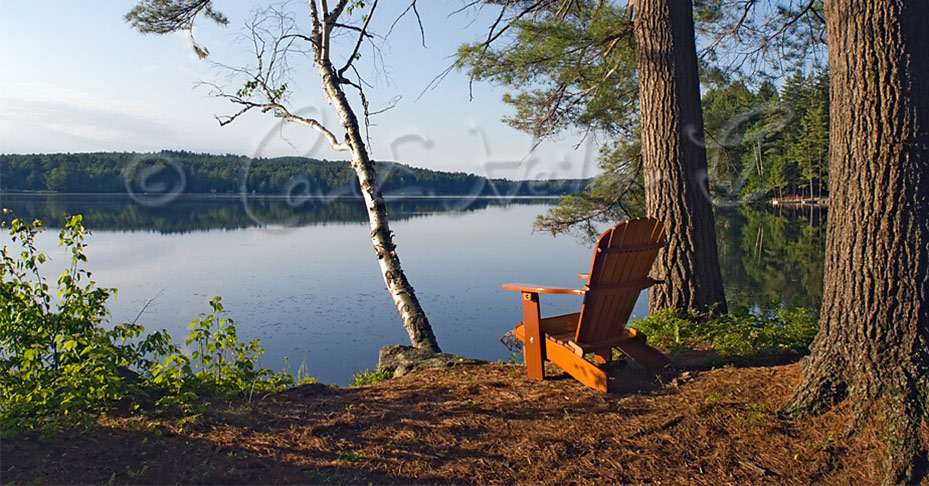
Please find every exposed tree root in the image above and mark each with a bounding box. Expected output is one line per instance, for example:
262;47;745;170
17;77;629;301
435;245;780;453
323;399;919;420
879;389;928;486
789;371;846;417
789;366;929;486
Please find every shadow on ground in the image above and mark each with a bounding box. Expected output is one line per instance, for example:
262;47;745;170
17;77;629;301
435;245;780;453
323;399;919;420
4;358;878;486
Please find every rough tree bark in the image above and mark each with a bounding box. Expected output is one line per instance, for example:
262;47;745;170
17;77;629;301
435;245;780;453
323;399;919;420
632;0;728;314
790;1;929;484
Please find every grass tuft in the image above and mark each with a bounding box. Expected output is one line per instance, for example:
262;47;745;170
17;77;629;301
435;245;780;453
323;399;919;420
350;367;393;386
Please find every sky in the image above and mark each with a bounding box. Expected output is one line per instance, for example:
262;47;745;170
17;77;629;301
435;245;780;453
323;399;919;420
0;1;602;180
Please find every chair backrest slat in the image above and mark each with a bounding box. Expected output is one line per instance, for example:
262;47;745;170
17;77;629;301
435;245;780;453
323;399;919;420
575;218;665;345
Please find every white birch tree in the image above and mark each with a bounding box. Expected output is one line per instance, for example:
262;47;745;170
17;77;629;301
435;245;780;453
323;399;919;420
127;0;441;352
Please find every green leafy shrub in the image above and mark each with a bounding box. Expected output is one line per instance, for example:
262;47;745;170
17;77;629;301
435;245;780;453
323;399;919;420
629;305;818;357
350;367;392;386
0;211;296;430
1;213;154;428
147;296;293;406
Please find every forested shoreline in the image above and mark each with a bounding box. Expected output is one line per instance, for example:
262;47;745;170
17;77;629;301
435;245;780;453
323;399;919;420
0;151;587;197
703;71;830;201
0;71;827;204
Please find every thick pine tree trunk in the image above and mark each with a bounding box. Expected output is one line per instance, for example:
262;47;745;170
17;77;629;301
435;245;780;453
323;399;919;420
790;1;929;483
632;0;728;314
315;58;441;353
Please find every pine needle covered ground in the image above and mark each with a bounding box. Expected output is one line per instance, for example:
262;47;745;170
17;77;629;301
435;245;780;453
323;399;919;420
2;358;896;486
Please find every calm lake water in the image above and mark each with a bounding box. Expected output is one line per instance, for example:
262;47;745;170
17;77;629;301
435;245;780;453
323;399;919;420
0;194;825;384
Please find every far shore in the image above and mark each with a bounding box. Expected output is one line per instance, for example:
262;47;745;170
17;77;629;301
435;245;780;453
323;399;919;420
0;191;563;200
770;196;829;208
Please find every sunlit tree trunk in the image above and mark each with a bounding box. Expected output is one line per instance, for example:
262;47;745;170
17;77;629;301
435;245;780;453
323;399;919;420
315;57;441;352
790;1;929;483
633;0;728;314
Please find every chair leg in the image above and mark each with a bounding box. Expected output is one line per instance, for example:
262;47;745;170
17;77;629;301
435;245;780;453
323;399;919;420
616;332;671;370
520;292;545;380
546;341;608;392
593;350;612;364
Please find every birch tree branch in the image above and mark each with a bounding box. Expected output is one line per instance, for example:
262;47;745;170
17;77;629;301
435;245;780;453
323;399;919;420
339;0;378;77
387;1;426;47
214;93;348;151
325;0;350;24
308;1;324;61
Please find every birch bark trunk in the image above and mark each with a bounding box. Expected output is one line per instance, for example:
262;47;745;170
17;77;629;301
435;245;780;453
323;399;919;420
313;57;441;353
305;2;440;353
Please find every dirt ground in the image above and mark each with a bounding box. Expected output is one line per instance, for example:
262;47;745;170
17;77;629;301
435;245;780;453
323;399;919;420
0;357;901;485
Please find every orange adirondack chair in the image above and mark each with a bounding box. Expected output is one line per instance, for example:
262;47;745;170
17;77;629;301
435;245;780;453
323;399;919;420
502;217;671;392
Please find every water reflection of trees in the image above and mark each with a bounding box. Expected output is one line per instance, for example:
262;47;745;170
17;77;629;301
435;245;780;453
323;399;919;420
715;205;826;310
2;195;824;309
0;195;554;233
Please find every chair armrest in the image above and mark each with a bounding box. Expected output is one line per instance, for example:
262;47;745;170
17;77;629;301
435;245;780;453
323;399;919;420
501;283;586;295
577;273;589;279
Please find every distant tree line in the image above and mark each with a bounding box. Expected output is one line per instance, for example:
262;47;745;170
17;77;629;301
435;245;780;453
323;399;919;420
0;150;587;198
0;70;827;204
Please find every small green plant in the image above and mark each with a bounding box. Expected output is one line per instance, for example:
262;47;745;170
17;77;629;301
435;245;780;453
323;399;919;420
738;403;774;427
126;464;149;478
282;358;318;386
0;212;299;431
0;213;163;429
809;432;835;452
146;296;293;407
496;352;524;365
340;450;367;463
350;367;392;386
629;305;818;358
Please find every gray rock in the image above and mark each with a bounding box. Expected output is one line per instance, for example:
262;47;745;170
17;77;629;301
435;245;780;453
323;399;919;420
377;344;486;377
